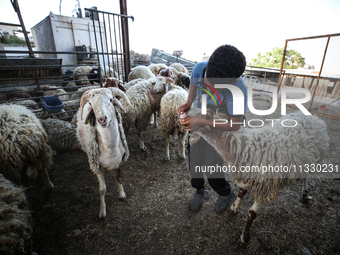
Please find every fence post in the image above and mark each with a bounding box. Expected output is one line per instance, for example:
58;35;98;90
120;0;131;82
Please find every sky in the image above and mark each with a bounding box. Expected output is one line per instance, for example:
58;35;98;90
0;0;340;71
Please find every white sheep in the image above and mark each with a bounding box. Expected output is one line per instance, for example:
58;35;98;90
74;66;119;86
76;87;133;218
43;88;69;101
40;119;81;152
148;63;168;76
0;104;54;188
193;111;329;244
169;62;189;75
0;174;32;254
128;65;155;82
160;87;189;160
159;66;190;89
71;85;100;100
73;66;93;85
120;76;176;151
89;66;120;84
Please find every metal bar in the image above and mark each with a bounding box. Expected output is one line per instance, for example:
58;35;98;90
84;8;134;20
10;0;34;58
97;13;105;87
0;50;125;55
120;0;131;81
277;40;288;92
102;12;112;78
107;14;115;76
117;15;124;79
308;36;331;110
90;10;102;88
112;16;120;79
0;22;21;27
286;33;340;42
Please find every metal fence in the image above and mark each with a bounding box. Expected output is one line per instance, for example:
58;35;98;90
0;8;133;121
277;33;340;120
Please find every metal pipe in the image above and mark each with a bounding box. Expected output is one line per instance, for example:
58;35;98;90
277;39;288;92
10;0;34;58
90;11;102;88
0;50;124;55
286;33;340;42
117;13;124;79
308;36;331;110
84;8;134;19
120;0;132;82
112;16;121;78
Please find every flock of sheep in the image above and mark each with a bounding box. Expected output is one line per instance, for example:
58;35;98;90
0;61;330;253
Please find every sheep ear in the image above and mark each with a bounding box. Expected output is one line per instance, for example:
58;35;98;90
80;90;91;120
84;103;94;125
184;77;190;88
118;84;126;93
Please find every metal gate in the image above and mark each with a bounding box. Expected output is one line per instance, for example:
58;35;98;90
84;6;134;83
0;4;134;121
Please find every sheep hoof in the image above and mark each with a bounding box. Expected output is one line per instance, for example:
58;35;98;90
165;156;170;161
140;146;147;151
301;195;311;204
229;208;237;214
119;192;127;201
239;231;250;245
99;210;106;219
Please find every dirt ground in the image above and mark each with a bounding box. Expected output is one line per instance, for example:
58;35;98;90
26;96;340;255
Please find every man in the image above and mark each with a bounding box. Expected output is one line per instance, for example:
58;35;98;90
176;44;248;214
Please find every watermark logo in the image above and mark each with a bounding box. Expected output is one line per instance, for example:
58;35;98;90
201;84;311;116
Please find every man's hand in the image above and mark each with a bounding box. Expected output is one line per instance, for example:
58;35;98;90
176;102;190;116
181;116;208;131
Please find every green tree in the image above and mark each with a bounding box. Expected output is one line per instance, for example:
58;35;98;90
251;47;305;69
0;35;27;46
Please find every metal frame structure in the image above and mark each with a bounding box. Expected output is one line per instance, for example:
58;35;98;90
0;1;133;120
277;33;340;119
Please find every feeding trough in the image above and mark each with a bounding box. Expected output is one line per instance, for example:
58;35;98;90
41;95;64;113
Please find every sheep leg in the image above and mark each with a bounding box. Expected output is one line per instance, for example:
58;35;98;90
239;200;263;244
163;134;170;160
137;131;147;151
230;188;247;213
149;114;154;126
115;168;126;200
301;179;310;203
178;132;187;159
123;123;131;137
149;113;158;127
154;112;158;127
96;170;107;218
42;168;54;189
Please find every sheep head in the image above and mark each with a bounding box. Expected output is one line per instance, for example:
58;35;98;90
80;88;132;127
153;76;175;93
104;77;126;93
177;73;190;89
159;67;178;80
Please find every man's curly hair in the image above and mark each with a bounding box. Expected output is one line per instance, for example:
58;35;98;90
206;44;246;84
